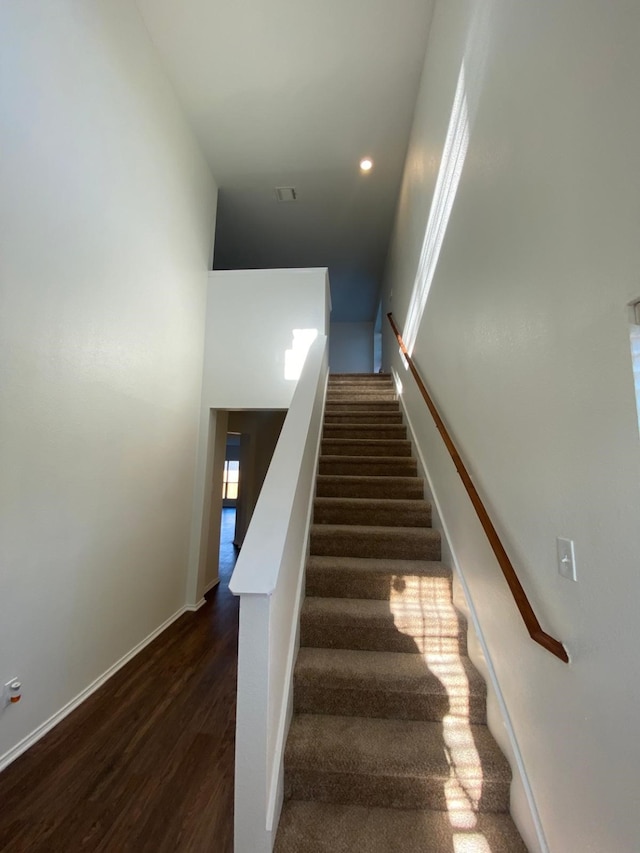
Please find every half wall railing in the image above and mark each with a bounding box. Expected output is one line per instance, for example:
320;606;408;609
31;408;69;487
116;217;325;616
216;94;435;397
229;334;329;852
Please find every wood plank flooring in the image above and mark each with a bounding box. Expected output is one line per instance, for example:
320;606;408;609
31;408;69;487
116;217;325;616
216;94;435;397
0;510;239;853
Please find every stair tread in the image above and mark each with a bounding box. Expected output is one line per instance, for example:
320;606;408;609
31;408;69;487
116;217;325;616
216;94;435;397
315;475;424;500
314;496;431;526
321;440;412;458
315;497;428;509
302;595;462;621
296;647;486;699
307;555;448;576
324;412;403;421
275;801;527;853
323;423;406;430
312;524;440;539
319;455;415;464
322;439;410;446
285;714;511;781
324;428;408;440
311;523;440;561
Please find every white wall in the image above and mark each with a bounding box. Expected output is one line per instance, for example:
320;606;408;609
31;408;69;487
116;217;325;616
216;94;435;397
383;2;640;852
202;268;330;409
329;321;374;373
0;0;217;767
187;268;330;604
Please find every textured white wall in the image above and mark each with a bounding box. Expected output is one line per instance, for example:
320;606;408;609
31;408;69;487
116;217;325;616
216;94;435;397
187;268;330;604
383;2;640;852
329;322;374;373
202;268;330;409
0;0;217;765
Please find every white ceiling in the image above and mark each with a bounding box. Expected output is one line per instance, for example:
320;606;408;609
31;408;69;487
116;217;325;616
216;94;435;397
136;0;434;321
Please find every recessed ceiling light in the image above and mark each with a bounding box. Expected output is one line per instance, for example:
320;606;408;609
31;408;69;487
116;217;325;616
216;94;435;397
275;186;297;202
359;158;373;172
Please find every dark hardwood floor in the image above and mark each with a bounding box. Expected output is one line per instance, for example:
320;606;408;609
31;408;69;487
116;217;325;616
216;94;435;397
0;509;240;853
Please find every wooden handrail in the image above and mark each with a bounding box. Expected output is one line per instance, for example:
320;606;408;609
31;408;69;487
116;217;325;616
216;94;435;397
387;313;569;663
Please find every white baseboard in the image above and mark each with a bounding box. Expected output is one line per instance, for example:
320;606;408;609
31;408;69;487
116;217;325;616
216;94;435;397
185;597;207;611
203;578;220;594
0;604;189;773
397;388;549;853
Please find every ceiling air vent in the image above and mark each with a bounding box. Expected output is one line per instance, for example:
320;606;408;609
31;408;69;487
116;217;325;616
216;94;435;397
275;186;297;202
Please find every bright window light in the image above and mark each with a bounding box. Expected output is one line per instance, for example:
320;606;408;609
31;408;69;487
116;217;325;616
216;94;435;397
629;302;640;436
284;329;318;381
404;62;470;354
222;459;239;500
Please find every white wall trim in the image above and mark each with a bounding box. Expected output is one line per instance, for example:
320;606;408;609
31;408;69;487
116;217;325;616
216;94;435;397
203;578;220;595
185;597;207;612
0;604;189;773
398;390;550;853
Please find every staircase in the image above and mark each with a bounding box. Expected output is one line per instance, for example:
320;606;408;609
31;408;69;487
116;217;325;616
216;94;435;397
274;374;527;852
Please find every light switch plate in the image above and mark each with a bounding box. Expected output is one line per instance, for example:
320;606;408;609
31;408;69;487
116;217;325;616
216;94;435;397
557;537;577;581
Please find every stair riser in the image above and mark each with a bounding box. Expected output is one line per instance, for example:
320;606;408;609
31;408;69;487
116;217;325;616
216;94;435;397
319;458;417;477
306;571;450;601
328;383;394;391
284;772;509;813
324;402;400;413
328;377;393;381
294;686;486;725
315;476;424;500
310;528;441;561
314;502;431;528
321;441;412;458
323;425;407;440
324;413;403;425
328;382;394;388
275;804;529;853
300;624;466;655
327;393;397;401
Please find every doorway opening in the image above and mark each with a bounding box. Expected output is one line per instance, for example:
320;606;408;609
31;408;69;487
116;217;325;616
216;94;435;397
200;409;287;596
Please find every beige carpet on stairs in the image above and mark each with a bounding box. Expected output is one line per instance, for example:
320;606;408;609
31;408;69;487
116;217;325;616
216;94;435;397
274;373;528;853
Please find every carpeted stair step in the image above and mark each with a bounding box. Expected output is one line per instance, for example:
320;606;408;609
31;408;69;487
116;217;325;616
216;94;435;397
314;497;431;528
328;377;393;386
283;714;511;812
319;456;417;478
305;555;449;600
325;400;400;414
327;391;398;411
327;393;397;403
300;597;465;653
329;373;392;381
324;411;404;425
294;647;487;723
315;475;424;500
310;524;440;560
275;801;527;853
323;423;408;440
321;439;412;458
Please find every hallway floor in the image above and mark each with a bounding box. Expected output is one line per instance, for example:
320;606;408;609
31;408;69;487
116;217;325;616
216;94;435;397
0;510;239;853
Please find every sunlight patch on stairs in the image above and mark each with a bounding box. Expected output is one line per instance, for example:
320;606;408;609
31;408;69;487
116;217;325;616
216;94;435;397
453;833;493;853
389;573;484;830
